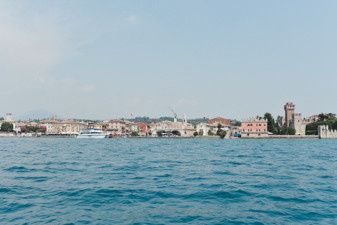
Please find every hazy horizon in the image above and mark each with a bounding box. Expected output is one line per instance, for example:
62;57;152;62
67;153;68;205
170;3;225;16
1;0;337;120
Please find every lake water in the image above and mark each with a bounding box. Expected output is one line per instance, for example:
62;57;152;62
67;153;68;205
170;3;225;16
1;138;337;224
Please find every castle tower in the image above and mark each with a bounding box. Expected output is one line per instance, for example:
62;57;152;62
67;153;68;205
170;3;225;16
284;102;295;127
292;113;306;135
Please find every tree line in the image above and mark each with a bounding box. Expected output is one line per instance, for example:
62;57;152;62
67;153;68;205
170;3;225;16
306;113;337;135
263;113;295;135
0;122;14;132
0;122;46;133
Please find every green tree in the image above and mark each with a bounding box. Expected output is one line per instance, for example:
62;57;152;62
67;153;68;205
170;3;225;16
208;130;214;136
130;131;139;136
287;127;296;135
232;120;242;126
216;123;223;135
279;126;296;135
306;119;337;135
215;124;227;139
1;122;13;132
193;131;198;137
318;113;336;122
263;113;277;134
218;130;227;139
23;126;47;133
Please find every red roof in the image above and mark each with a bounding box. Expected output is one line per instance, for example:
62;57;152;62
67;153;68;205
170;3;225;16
208;117;231;126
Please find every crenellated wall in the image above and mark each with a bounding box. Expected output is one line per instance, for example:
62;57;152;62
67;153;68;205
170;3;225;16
318;125;337;139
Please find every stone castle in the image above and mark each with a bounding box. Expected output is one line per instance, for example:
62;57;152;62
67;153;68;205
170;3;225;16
282;102;306;136
318;125;337;139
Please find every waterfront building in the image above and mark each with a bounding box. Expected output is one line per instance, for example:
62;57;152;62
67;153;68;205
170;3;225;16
41;120;87;135
105;119;141;136
196;122;231;137
106;119;129;136
191;117;232;137
150;120;195;137
88;122;110;131
240;117;268;138
196;123;211;136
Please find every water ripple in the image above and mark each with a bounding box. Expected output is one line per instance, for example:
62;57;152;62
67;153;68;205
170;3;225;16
0;138;337;224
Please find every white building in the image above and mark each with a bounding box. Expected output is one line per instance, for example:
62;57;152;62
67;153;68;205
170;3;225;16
195;123;219;136
150;120;195;137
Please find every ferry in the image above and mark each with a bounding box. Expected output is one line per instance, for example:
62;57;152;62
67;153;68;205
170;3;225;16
77;128;108;139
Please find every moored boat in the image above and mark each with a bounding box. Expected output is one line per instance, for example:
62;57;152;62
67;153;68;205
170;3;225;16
77;129;107;139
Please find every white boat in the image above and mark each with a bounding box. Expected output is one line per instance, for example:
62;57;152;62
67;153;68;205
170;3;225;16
77;128;108;139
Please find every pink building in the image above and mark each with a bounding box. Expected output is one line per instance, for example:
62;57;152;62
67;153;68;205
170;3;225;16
240;118;268;138
136;122;150;136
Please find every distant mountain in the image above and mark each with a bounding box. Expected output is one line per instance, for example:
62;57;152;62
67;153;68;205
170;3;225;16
17;110;54;121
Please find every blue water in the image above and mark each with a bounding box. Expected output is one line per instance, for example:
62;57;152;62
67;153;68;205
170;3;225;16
1;138;337;224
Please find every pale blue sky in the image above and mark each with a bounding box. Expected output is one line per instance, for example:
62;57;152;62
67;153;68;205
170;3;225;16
1;0;337;120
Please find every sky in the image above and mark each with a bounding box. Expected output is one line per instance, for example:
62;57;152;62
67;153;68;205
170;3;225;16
1;0;337;120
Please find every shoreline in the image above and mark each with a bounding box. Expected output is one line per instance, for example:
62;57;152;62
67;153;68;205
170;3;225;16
0;134;323;139
241;135;319;139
